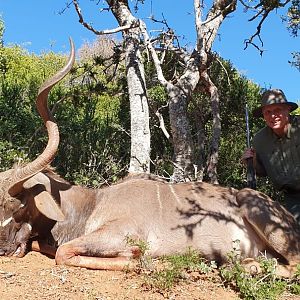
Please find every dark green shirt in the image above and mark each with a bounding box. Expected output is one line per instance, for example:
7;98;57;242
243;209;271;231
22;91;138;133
253;116;300;193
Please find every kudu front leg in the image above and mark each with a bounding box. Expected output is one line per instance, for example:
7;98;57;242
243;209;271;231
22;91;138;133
241;257;298;278
55;231;141;270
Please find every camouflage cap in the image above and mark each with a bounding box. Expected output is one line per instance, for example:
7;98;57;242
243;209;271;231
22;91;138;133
253;89;298;118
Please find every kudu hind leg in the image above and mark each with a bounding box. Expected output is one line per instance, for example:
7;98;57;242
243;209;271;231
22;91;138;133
236;188;300;265
55;230;141;270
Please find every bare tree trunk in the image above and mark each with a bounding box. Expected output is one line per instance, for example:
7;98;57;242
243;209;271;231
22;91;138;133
124;31;151;173
107;0;151;174
201;69;221;184
73;0;151;174
167;86;194;182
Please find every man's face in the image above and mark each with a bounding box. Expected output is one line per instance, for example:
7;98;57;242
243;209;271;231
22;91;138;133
262;104;291;131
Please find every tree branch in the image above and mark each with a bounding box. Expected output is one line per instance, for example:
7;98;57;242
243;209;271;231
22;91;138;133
72;0;138;35
155;103;171;140
139;19;170;88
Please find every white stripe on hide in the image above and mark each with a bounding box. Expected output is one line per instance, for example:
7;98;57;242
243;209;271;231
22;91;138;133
1;217;13;227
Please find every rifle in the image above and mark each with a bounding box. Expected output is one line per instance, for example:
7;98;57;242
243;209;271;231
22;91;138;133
245;103;256;189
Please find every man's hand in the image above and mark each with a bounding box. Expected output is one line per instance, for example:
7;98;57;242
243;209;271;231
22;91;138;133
241;148;255;165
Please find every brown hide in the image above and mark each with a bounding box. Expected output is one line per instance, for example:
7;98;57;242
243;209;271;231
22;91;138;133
1;169;300;274
14;172;300;274
0;39;300;273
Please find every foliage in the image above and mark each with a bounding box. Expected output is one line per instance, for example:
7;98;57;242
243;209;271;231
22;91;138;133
0;40;129;186
142;248;217;291
0;141;28;171
54;60;130;186
293;106;300;115
0;16;4;47
0;45;64;169
285;0;300;37
283;0;300;70
220;248;300;299
290;51;300;72
289;265;300;294
147;84;174;176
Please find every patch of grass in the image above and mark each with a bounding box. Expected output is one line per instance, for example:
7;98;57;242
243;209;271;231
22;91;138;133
220;249;300;300
142;248;217;292
287;265;300;295
125;236;152;269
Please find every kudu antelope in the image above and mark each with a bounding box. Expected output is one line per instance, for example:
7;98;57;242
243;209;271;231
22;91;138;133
0;40;300;275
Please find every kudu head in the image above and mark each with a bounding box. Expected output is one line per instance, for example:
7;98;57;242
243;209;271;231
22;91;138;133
0;39;75;257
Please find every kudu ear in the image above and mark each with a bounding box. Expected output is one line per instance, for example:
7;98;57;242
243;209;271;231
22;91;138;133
34;190;65;222
23;176;65;222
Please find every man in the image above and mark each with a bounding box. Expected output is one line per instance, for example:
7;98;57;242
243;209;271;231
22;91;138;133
242;88;300;224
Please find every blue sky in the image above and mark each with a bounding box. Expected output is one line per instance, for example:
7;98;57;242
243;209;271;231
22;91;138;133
1;0;299;102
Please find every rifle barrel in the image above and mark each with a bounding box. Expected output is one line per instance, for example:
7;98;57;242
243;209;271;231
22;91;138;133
245;103;256;189
245;103;251;148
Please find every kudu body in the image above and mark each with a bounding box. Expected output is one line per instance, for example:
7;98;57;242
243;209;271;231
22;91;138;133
0;41;300;274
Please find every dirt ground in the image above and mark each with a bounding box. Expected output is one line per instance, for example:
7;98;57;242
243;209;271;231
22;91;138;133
0;252;299;300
